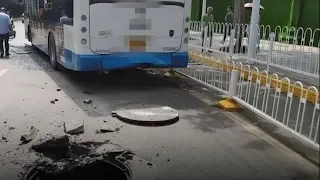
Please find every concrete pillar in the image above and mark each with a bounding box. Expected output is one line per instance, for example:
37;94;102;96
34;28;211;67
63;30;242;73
247;0;261;59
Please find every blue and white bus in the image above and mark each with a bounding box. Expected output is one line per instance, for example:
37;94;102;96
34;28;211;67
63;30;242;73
23;0;191;71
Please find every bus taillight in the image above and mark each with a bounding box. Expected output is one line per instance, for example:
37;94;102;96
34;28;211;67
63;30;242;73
81;15;87;21
81;27;87;33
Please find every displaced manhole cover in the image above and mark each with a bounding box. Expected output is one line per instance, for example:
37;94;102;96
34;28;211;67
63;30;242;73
114;104;179;126
25;160;130;180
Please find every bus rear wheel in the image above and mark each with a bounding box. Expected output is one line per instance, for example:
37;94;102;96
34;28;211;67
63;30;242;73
49;35;59;71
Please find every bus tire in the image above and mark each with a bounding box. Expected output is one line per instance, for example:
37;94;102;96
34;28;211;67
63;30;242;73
49;35;59;71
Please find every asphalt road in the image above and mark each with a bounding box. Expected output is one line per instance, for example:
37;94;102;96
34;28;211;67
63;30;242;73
0;21;318;180
180;64;319;145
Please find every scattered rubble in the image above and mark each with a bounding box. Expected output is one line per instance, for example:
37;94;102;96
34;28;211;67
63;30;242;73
50;100;55;104
69;144;93;155
94;143;125;155
98;124;120;133
111;111;117;117
57;89;61;91
20;126;37;143
83;99;92;104
64;120;84;135
23;135;159;180
25;157;129;180
32;135;70;152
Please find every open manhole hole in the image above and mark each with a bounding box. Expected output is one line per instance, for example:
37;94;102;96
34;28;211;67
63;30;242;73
113;104;179;126
25;159;131;180
24;136;159;180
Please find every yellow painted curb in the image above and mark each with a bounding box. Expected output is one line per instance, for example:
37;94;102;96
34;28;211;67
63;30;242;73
164;69;179;79
217;97;243;111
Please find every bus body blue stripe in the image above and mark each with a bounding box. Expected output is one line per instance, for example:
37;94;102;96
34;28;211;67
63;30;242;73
62;49;188;71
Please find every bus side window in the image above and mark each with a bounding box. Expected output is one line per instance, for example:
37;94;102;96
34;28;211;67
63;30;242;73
45;0;53;10
59;0;73;18
59;0;74;26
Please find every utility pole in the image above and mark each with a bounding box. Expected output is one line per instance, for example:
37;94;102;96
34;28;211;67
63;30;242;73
247;0;261;59
200;0;207;31
201;0;207;18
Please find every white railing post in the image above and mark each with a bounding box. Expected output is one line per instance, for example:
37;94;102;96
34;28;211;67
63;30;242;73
203;26;208;52
229;29;236;60
228;70;238;97
267;32;275;73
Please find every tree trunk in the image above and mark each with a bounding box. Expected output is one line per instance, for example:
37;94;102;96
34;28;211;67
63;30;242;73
233;0;245;53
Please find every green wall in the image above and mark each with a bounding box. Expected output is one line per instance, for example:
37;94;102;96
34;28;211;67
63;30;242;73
299;0;319;30
191;0;319;31
191;0;201;21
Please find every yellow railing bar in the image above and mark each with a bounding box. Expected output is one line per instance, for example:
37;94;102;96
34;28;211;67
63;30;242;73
188;52;319;104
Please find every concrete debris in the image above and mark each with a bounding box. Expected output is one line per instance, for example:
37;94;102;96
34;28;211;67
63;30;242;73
20;126;37;143
83;99;92;104
54;98;59;102
32;135;70;152
8;127;15;130
94;143;125;155
111;111;117;117
2;137;7;140
99;124;120;133
50;100;55;104
69;144;93;155
64;120;84;135
57;89;61;91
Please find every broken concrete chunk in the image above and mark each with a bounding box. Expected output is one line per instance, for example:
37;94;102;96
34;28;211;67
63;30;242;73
69;144;93;155
57;89;61;91
94;143;125;155
99;124;120;133
64;120;84;135
32;135;70;152
111;111;117;117
83;99;92;104
50;100;55;104
20;126;37;143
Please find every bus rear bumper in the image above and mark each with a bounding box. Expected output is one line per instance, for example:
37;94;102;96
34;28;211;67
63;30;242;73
64;51;188;71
